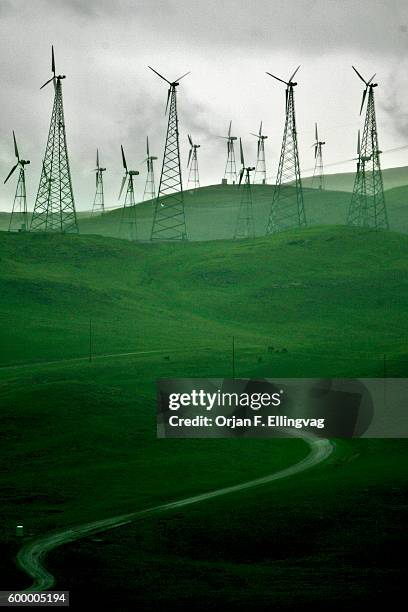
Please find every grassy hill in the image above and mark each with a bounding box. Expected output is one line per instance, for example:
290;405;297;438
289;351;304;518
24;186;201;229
1;227;407;604
302;164;408;192
0;226;408;371
79;181;408;240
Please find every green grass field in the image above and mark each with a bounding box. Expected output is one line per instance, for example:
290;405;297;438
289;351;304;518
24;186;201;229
0;224;407;607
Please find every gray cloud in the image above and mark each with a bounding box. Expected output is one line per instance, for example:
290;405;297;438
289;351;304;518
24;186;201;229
0;0;407;211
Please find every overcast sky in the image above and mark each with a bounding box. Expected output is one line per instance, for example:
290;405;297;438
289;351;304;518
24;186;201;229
0;0;408;211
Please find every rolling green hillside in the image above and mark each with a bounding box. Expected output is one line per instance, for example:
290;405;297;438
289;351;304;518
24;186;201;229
75;182;408;240
302;164;408;192
0;226;407;373
0;226;407;604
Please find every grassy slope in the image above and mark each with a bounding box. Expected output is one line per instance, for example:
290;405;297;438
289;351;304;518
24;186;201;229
0;227;407;603
78;182;408;241
302;164;408;192
1;226;408;371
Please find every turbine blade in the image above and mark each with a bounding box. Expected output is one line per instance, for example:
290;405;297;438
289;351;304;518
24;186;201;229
288;65;300;82
175;71;190;82
250;133;259;138
228;120;231;138
239;168;244;185
360;88;367;115
119;175;127;200
148;66;171;85
314;145;318;159
146;136;150;156
51;45;55;75
315;122;318;142
121;145;128;172
285;88;288;109
165;88;171;114
257;140;260;156
240;138;244;167
13;130;19;161
96;148;99;169
266;71;288;85
188;134;193;146
96;171;98;189
188;148;192;167
40;76;54;90
352;65;367;85
4;163;18;184
259;120;262;136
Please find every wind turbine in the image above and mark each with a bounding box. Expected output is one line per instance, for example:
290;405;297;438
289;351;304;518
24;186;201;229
250;121;268;184
148;65;190;241
187;134;200;191
219;121;238;184
234;138;255;239
143;136;157;201
30;45;78;233
265;65;306;233
118;145;139;241
347;66;388;229
92;149;106;215
311;123;326;190
4;131;30;232
352;66;377;115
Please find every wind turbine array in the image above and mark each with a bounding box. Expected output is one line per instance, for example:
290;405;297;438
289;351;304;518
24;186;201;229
3;49;391;241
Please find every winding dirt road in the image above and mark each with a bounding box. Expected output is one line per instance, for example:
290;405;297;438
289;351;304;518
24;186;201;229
17;432;334;592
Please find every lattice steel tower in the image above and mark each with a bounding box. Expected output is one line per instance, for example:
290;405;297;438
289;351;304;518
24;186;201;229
266;66;306;234
30;46;78;233
4;131;30;232
118;145;139;241
347;66;388;230
311;123;326;190
251;121;268;184
220;121;238;184
187;134;200;190
149;66;189;241
143;137;157;201
234;139;255;239
92;149;106;215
